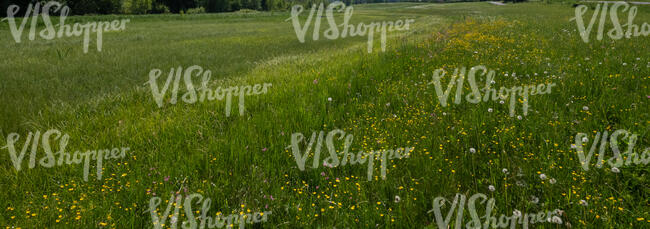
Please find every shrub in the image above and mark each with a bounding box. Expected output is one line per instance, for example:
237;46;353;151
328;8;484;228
185;6;206;14
122;0;153;14
151;3;171;13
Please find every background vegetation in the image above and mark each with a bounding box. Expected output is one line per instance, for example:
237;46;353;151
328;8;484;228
0;0;531;16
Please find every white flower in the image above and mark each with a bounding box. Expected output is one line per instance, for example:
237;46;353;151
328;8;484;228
579;199;588;206
394;195;401;203
551;216;563;224
499;100;505;104
469;148;476;153
327;97;332;102
488;108;493;113
623;63;627;66
582;137;589;142
502;168;509;174
611;167;620;173
386;102;390;107
549;178;556;184
530;196;539;204
554;209;564;215
513;210;522;218
488;185;495;192
517;115;523;120
170;216;178;224
571;144;577;149
539;174;547;180
636;57;641;61
582;106;589;111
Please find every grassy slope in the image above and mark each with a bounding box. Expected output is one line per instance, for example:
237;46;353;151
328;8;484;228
1;2;649;228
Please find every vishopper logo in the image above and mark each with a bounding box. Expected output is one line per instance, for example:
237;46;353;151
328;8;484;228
573;129;650;172
1;129;129;181
287;129;414;181
428;65;556;117
149;193;271;229
145;65;272;117
1;1;130;53
427;193;563;229
286;1;414;53
571;2;649;43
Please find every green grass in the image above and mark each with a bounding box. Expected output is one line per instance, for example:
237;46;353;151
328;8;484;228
1;2;649;228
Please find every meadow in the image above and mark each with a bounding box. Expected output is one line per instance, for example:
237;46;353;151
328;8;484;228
0;1;649;228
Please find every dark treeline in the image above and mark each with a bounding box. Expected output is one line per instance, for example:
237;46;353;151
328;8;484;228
0;0;524;16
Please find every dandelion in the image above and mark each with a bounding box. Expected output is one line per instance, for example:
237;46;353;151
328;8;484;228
611;167;620;173
469;148;476;154
488;185;495;192
579;200;588;206
539;174;547;180
549;178;556;184
394;195;401;203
